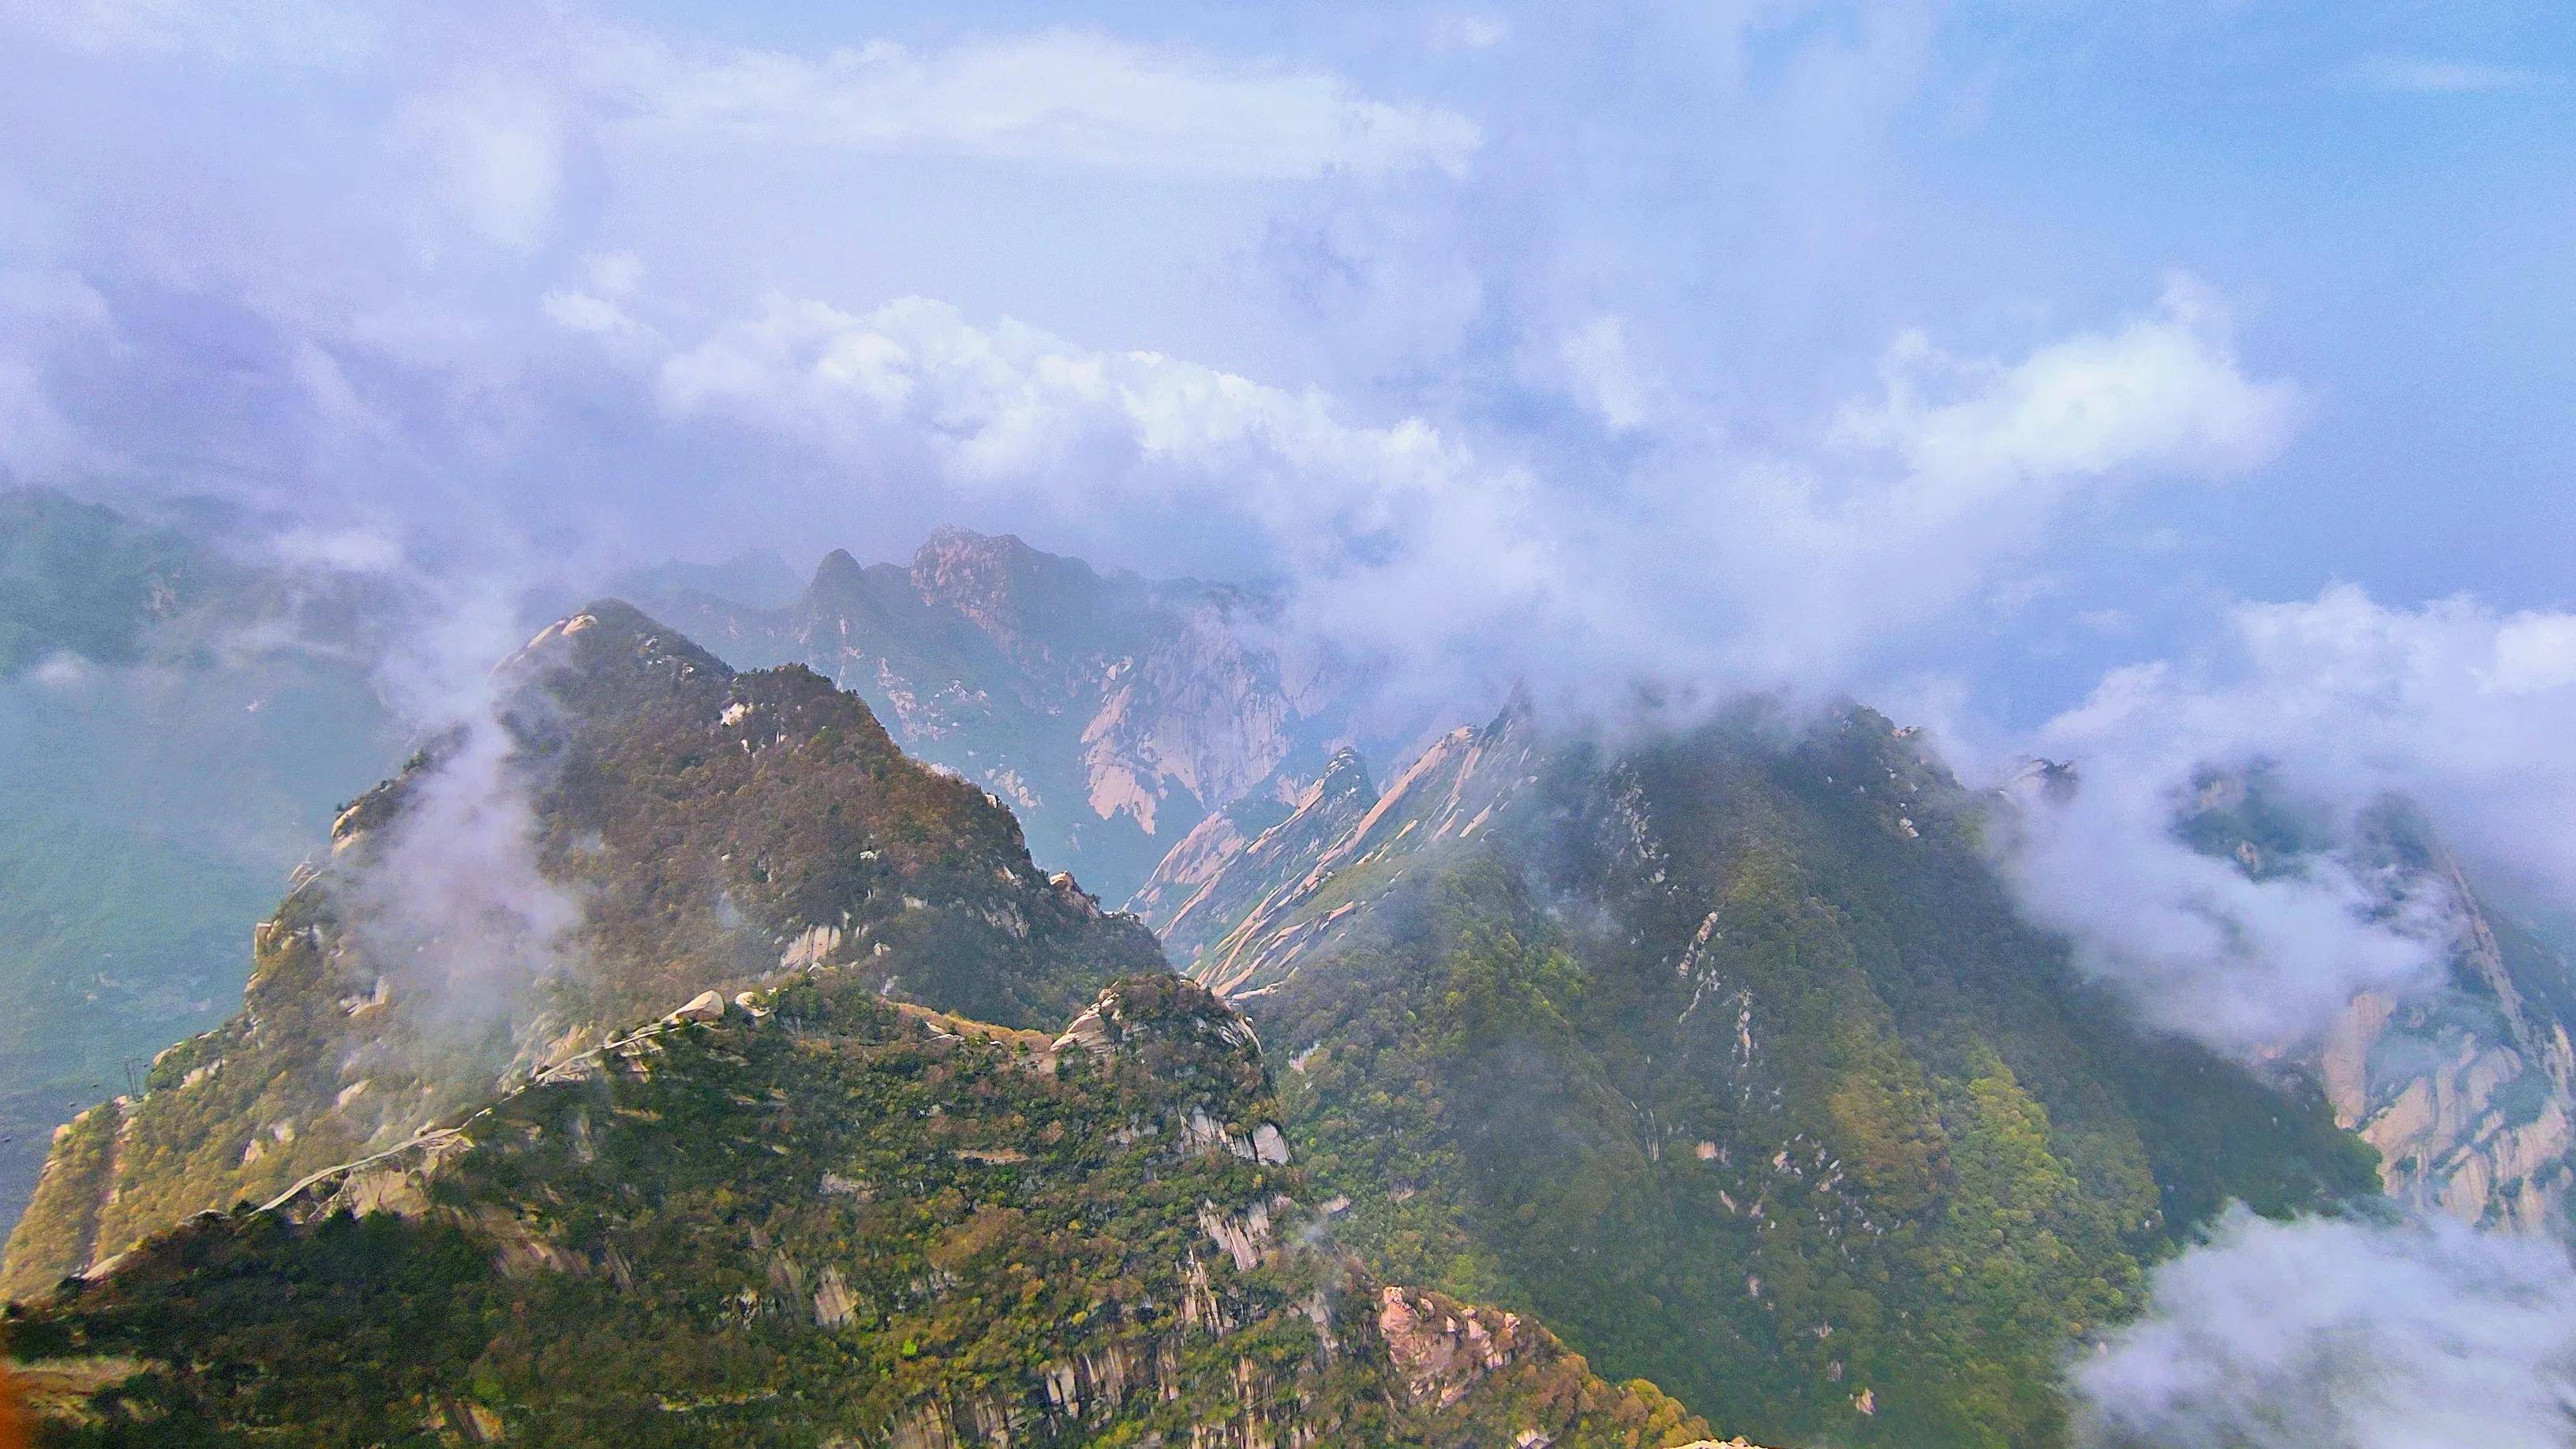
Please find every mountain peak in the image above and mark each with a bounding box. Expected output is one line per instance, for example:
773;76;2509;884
908;526;1107;659
507;599;732;698
909;526;1087;594
810;546;867;590
1318;745;1375;798
914;523;1035;560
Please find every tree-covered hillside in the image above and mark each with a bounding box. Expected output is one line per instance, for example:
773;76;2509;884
5;971;1739;1447
1144;704;2383;1447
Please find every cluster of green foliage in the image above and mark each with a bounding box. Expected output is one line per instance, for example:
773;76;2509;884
5;971;1718;1447
1246;710;2382;1448
515;601;1165;1030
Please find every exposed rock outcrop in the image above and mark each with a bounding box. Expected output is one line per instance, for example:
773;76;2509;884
2320;854;2576;1234
2181;784;2576;1237
1136;698;1537;999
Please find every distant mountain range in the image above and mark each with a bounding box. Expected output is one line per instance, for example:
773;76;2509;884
635;527;1358;906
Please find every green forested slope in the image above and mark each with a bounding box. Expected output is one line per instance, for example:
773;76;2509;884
1155;706;2381;1447
6;940;1729;1444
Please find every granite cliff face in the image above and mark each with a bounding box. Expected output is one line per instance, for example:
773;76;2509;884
2323;855;2576;1235
646;530;1346;904
1133;703;2378;1448
2173;777;2576;1237
1143;704;1538;1001
2;601;1163;1297
1125;746;1383;990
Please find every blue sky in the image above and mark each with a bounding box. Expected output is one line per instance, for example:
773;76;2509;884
2;0;2570;747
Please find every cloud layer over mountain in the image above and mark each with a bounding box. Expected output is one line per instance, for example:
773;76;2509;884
2075;1207;2576;1447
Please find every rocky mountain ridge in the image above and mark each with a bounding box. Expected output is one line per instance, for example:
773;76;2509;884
12;520;2576;1446
2170;778;2576;1237
3;597;1763;1447
8;968;1752;1445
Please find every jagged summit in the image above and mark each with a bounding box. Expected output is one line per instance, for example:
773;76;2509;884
807;545;870;592
507;597;733;689
911;522;1054;569
1316;743;1373;794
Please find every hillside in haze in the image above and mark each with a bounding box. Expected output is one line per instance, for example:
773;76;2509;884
13;4;2576;1441
0;490;395;1236
2;600;1170;1297
1132;700;2391;1446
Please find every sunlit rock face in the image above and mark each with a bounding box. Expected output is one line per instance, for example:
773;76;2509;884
2319;874;2576;1237
2181;781;2576;1239
642;527;1350;903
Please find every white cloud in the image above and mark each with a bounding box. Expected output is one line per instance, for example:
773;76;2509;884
1661;276;2297;680
6;0;378;66
1834;275;2295;504
2075;1207;2576;1448
588;28;1481;181
0;354;99;482
1430;14;1511;53
651;292;1554;668
1556;313;1657;432
580;249;644;299
2005;743;2443;1055
616;274;2297;711
2492;612;2576;695
397;71;569;251
0;268;120;481
269;523;404;574
540;256;661;351
2004;585;2576;1054
2346;55;2555;95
